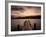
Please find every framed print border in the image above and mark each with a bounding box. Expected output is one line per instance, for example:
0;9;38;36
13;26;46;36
5;1;45;36
8;2;43;35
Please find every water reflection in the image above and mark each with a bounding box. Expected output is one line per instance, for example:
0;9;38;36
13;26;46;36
11;19;41;31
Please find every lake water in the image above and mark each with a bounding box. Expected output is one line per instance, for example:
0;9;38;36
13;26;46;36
11;19;41;30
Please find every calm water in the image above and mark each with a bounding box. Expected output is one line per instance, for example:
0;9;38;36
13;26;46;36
11;19;41;30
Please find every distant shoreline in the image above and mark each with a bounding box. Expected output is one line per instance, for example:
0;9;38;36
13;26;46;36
11;15;41;19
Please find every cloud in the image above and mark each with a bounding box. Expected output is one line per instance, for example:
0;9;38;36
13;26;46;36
11;6;41;17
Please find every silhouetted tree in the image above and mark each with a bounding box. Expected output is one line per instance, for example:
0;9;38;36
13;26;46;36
24;20;32;30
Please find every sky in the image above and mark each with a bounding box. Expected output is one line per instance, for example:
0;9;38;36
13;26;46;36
11;6;41;17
